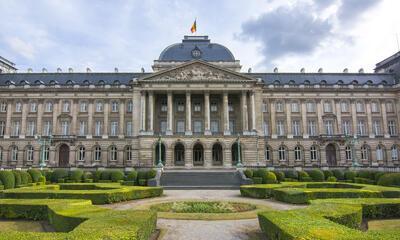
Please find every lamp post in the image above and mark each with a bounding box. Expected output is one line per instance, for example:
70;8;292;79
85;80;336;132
156;135;164;168
35;134;53;170
236;134;243;168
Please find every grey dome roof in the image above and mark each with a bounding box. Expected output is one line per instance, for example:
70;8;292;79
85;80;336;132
158;36;235;62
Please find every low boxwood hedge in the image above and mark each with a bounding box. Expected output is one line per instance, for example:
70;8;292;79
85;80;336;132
258;198;400;240
0;198;157;240
51;169;69;183
377;173;400;187
0;183;163;204
69;169;84;182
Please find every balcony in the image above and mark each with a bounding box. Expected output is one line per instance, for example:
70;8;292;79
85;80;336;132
317;134;348;144
51;135;76;143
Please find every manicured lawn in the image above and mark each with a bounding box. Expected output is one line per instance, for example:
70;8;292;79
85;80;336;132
368;219;400;231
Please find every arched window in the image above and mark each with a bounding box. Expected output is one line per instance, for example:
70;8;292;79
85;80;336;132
125;146;133;162
94;146;101;161
376;145;385;161
109;146;117;161
49;80;57;86
26;146;34;162
288;80;295;85
294;146;302;161
11;146;18;161
361;145;370;162
194;143;204;166
265;145;271;161
345;146;352;161
278;146;286;161
78;146;85;161
337;80;344;85
391;145;399;161
310;145;318;161
174;143;185;166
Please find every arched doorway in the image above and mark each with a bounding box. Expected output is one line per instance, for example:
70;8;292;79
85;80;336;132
231;142;242;166
193;143;204;166
212;143;223;166
155;143;166;166
174;143;185;166
59;144;70;167
326;143;337;166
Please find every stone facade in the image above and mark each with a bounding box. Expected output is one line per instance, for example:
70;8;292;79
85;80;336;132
0;37;399;169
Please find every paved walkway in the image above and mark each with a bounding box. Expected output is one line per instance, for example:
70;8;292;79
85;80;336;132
103;190;303;240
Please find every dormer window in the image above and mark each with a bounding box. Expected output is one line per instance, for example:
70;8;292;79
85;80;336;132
320;80;327;85
113;80;120;86
49;80;57;86
83;80;90;85
98;80;105;86
66;80;74;85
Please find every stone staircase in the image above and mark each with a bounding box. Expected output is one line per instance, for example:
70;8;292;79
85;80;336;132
160;169;242;189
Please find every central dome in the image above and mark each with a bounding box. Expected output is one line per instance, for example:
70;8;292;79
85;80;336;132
158;36;236;62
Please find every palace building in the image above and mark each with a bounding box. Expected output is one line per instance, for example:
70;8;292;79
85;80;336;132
0;35;399;169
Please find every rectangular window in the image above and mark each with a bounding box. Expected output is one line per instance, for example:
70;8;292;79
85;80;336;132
306;102;315;113
193;120;202;133
177;100;185;112
80;102;88;112
0;121;5;136
371;102;379;113
111;101;119;112
194;102;201;112
126;122;133;136
228;101;234;112
341;102;349;112
96;102;103;112
161;99;168;112
63;101;70;112
229;120;234;133
308;120;317;136
30;102;37;112
388;120;397;136
291;102;299;113
79;121;87;136
11;121;20;136
61;121;69;135
160;120;167;133
386;102;394;113
277;120;285;136
43;121;52;136
127;101;133;113
323;101;332;113
15;102;22;112
110;121;118;136
45;102;53;112
292;120;301;136
95;121;102;136
373;120;381;136
211;120;219;133
342;120;351;136
176;120;185;133
262;102;268;112
275;102;284;112
211;102;218;112
0;102;7;112
27;121;35;136
263;122;269;136
356;102;365;112
357;120;366;136
324;120;333;135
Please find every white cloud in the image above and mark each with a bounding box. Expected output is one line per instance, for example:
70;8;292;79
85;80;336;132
4;37;36;60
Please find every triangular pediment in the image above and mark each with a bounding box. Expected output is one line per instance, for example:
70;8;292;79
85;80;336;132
140;60;255;83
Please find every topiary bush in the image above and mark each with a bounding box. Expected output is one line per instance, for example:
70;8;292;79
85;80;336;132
308;169;325;181
244;169;253;178
82;171;93;181
137;171;148;181
27;169;42;183
377;173;400;187
93;170;102;182
323;170;333;180
254;168;268;178
284;170;298;180
327;176;337;182
100;170;112;181
51;169;69;183
344;171;357;182
69;169;84;182
126;171;138;182
39;175;46;184
20;171;30;185
332;169;344;180
274;171;285;182
110;170;124;182
252;177;263;184
263;171;277;184
0;171;15;189
298;171;310;182
147;169;157;179
12;170;22;186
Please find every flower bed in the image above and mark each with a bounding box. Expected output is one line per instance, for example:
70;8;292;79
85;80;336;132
0;198;156;240
0;183;163;204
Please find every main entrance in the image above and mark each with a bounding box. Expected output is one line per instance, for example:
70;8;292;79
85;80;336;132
326;143;337;166
193;143;204;166
212;143;223;166
59;144;69;167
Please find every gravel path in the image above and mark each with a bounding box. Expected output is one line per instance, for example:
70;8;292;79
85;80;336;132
102;190;304;240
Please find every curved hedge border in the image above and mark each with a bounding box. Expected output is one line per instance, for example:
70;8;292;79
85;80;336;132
0;183;163;204
0;198;156;240
241;182;400;204
258;198;400;240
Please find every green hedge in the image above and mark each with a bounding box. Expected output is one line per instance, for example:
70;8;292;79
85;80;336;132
263;171;277;184
126;171;138;182
110;170;124;182
298;171;309;181
344;171;357;181
274;171;285;182
69;170;84;182
12;171;22;186
284;170;298;179
258;198;400;240
377;173;400;187
332;169;345;180
252;177;262;184
1;183;163;204
323;170;333;180
243;169;253;178
27;169;42;183
354;177;375;185
51;169;69;183
308;169;325;181
0;199;157;240
0;171;15;189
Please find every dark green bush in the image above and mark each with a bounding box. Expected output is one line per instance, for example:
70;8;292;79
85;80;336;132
51;169;69;183
0;171;15;189
273;171;285;182
69;170;84;182
244;169;253;178
332;169;344;180
308;169;325;181
327;176;337;182
377;173;400;187
147;169;157;179
27;169;42;183
82;171;93;181
39;175;46;184
354;177;375;185
284;170;298;179
298;171;310;181
12;171;22;186
137;171;148;180
252;177;263;184
374;172;385;183
284;178;299;182
344;171;357;181
110;170;124;182
263;172;277;184
126;171;138;182
254;168;268;178
20;171;30;185
100;170;112;181
323;170;333;180
93;170;102;182
357;170;375;180
138;179;147;186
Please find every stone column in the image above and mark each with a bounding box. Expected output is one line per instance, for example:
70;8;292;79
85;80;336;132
241;91;249;134
316;99;323;135
87;100;94;138
335;100;342;134
4;102;12;138
286;101;292;138
204;92;211;135
140;91;146;132
301;100;308;138
71;100;78;135
52;100;59;135
186;91;192;135
351;100;357;137
20;101;28;138
36;101;43;136
119;100;125;138
270;100;277;138
166;91;173;135
366;100;374;138
103;101;109;138
223;92;230;135
132;90;141;137
381;100;389;138
250;91;256;131
148;92;154;133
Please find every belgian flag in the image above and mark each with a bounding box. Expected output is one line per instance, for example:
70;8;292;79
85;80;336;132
190;19;197;33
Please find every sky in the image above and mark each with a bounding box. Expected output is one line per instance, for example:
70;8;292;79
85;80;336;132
0;0;399;73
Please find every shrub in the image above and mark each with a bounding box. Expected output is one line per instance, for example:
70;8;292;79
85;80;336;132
377;173;400;187
147;169;157;179
327;176;337;182
138;179;147;186
100;170;112;181
284;170;298;179
121;181;136;186
82;171;93;181
374;172;385;183
274;171;285;182
354;177;375;185
69;170;84;182
308;169;325;181
51;169;69;183
93;170;102;182
41;170;53;182
27;169;42;183
344;171;357;181
0;171;15;189
332;169;344;180
357;170;374;180
137;171;148;180
298;171;310;181
244;169;253;178
254;168;268;178
39;175;46;184
20;171;30;185
264;171;277;184
284;178;299;182
126;171;138;182
252;177;263;184
323;170;333;180
110;170;124;182
12;171;22;186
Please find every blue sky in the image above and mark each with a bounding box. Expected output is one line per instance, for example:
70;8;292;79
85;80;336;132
0;0;399;73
